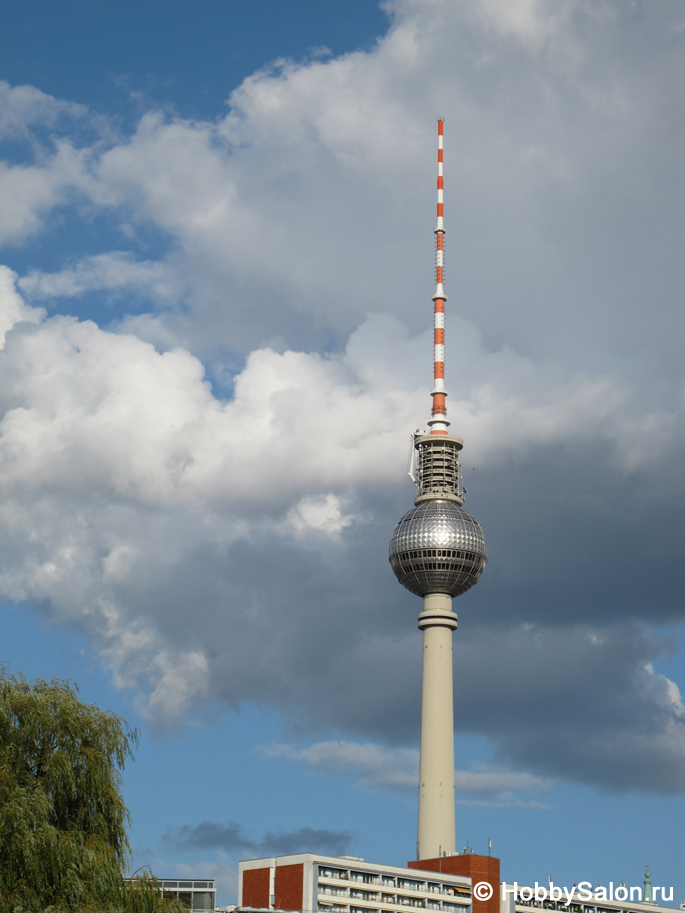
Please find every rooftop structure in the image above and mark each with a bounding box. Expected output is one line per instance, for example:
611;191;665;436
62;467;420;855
389;120;487;861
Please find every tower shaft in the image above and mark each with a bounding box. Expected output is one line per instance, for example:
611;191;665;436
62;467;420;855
420;118;455;860
417;594;457;859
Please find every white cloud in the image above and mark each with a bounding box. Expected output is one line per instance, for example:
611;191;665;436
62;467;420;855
0;80;87;139
263;739;551;806
287;495;358;538
18;252;183;304
472;0;571;47
264;740;420;791
0;265;44;346
0;142;95;245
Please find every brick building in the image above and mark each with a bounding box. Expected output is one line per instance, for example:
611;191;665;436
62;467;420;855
238;852;481;913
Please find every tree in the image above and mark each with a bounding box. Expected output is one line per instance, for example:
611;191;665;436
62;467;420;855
0;667;183;912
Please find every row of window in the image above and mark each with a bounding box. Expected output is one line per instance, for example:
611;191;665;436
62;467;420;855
399;549;480;562
393;560;480;576
320;888;466;902
320;871;388;884
160;882;213;889
318;903;465;913
318;875;465;897
161;890;214;911
517;905;652;913
318;899;466;911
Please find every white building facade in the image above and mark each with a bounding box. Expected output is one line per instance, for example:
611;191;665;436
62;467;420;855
239;853;472;913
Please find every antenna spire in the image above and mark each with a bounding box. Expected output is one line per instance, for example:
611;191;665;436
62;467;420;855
429;118;448;435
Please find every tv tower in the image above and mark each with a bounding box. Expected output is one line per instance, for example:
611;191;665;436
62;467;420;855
389;119;488;861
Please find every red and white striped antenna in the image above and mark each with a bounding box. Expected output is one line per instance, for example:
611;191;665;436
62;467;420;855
428;118;448;436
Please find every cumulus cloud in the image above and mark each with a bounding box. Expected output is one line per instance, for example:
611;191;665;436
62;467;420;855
0;0;684;796
0;233;683;781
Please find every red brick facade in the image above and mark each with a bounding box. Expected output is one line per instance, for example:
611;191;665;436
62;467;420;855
274;863;304;911
408;854;500;913
242;867;271;909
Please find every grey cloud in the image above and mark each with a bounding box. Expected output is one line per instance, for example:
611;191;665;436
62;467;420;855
168;821;250;854
115;487;685;792
451;624;685;794
165;821;352;857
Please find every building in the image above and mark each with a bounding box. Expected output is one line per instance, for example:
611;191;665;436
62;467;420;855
237;858;680;913
238;854;473;913
156;878;216;911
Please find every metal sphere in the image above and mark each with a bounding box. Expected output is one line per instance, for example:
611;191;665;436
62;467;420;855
389;499;487;597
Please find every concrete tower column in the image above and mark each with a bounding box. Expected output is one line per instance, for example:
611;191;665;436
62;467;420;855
417;593;457;860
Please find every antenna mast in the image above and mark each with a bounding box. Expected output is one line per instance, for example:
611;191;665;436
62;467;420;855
429;118;448;435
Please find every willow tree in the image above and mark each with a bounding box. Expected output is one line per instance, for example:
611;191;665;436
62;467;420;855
0;667;183;913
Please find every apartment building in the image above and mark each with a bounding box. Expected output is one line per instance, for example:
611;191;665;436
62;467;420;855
239;853;473;913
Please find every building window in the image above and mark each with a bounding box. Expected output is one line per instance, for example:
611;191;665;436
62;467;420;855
320;868;349;880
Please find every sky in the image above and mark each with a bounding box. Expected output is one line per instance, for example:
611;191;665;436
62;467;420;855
0;0;684;906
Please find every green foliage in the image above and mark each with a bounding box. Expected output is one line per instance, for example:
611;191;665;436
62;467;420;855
0;667;184;913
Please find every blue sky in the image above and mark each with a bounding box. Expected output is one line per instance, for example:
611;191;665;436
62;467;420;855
0;0;684;906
